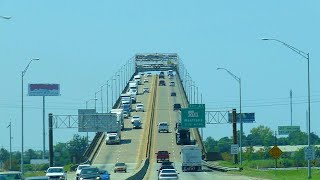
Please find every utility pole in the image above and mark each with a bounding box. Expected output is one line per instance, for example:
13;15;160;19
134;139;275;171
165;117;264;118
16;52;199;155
290;90;293;126
232;109;238;164
7;122;12;170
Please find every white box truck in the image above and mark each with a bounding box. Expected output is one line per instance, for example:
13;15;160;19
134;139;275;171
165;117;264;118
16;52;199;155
129;81;138;95
105;114;121;145
181;145;202;172
110;109;125;131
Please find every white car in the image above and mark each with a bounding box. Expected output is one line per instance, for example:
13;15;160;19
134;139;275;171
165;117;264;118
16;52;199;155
76;164;90;180
131;115;141;124
158;169;179;180
136;103;144;112
147;73;152;77
158;122;169;133
45;167;67;180
169;81;175;86
144;78;149;83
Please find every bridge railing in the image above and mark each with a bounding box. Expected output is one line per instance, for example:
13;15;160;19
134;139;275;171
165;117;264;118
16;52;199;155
175;70;207;159
127;76;158;180
83;73;137;163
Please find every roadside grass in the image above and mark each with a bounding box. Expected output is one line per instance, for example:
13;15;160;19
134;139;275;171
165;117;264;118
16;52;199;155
24;171;45;178
217;161;320;180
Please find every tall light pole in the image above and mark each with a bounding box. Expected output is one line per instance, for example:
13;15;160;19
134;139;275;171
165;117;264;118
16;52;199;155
217;67;242;166
106;80;110;112
86;98;98;110
112;78;116;107
7;122;12;170
262;38;311;178
117;72;121;95
94;91;99;111
21;58;40;174
85;98;97;144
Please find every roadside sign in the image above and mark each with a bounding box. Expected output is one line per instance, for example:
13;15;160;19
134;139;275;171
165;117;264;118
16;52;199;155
181;105;205;128
304;146;315;160
269;146;282;159
231;144;239;155
228;113;255;123
278;126;300;135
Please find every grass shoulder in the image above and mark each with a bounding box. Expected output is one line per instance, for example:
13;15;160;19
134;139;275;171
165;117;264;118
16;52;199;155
216;160;320;180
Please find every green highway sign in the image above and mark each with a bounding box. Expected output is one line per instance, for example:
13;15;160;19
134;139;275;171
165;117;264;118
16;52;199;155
188;104;205;109
181;104;205;128
278;126;300;135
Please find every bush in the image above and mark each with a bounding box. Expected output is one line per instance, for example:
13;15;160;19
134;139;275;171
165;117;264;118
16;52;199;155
221;152;232;161
64;163;76;172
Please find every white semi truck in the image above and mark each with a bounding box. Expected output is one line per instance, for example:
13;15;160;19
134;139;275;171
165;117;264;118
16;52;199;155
181;145;202;172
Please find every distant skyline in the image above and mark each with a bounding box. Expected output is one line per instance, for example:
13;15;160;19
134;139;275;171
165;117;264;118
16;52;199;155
0;1;319;151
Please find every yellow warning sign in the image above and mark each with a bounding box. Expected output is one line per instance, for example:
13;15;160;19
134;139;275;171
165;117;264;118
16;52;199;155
269;146;282;159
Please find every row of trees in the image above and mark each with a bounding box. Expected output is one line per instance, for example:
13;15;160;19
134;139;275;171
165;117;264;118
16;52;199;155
203;125;320;167
204;125;320;153
0;134;88;171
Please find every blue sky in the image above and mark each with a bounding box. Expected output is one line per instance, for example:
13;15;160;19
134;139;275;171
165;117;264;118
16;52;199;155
0;1;319;151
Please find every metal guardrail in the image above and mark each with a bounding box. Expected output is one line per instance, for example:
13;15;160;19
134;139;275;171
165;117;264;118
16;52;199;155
127;76;158;179
202;160;241;172
83;73;137;163
175;71;207;159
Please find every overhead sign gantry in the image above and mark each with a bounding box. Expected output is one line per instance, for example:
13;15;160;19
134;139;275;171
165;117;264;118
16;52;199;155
135;53;179;72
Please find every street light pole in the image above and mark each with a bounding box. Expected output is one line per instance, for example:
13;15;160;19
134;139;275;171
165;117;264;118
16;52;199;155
85;98;97;144
21;58;39;174
217;67;242;166
106;80;109;112
262;38;311;178
7;122;12;170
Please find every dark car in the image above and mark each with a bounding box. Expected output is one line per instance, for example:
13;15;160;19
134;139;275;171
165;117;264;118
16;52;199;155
173;103;181;111
159;80;166;86
0;172;23;180
171;92;176;96
79;167;100;180
159;71;165;79
161;161;173;166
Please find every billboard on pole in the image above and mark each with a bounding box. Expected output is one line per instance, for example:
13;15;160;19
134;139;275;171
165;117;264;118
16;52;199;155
28;84;60;96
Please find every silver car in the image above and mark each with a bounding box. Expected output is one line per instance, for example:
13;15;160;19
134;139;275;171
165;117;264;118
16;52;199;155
158;169;179;180
135;103;144;112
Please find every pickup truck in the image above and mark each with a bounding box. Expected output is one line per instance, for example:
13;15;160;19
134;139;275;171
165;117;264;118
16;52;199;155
156;150;170;163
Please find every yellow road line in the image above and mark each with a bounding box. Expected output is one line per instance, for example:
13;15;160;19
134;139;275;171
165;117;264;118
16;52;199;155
145;77;160;180
135;76;155;169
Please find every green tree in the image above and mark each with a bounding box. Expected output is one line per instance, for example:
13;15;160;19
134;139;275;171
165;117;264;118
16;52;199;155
68;134;88;164
288;131;307;145
248;125;274;146
216;137;232;153
54;142;70;166
0;148;9;163
204;137;217;152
